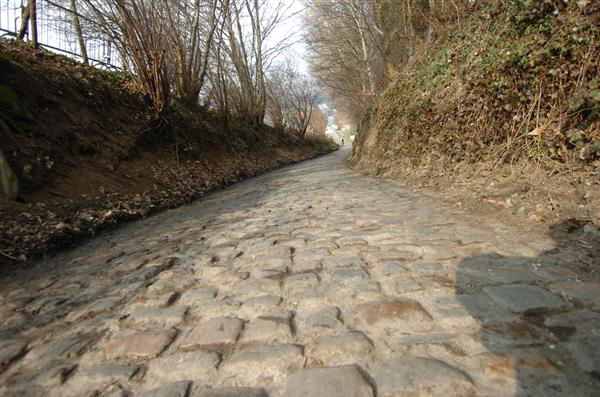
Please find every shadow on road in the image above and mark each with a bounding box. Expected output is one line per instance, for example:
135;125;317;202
455;220;600;396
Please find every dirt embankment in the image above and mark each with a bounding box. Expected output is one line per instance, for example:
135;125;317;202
0;40;336;268
348;1;599;249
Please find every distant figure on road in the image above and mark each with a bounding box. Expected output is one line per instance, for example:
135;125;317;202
341;138;345;147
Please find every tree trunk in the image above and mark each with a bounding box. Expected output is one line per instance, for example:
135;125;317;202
354;2;375;95
70;0;89;65
30;0;38;49
17;3;30;41
253;0;266;124
196;0;220;99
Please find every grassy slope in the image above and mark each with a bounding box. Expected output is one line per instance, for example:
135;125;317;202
349;0;599;226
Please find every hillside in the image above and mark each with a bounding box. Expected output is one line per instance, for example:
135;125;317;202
349;0;599;237
0;40;336;267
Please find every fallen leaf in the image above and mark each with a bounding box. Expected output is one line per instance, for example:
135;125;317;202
528;126;546;137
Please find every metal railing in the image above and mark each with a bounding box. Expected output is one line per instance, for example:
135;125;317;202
0;0;121;70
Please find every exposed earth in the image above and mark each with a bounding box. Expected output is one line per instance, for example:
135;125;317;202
0;39;335;266
1;148;599;396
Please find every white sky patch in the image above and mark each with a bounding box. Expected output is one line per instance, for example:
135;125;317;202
1;0;310;77
266;0;308;73
0;0;119;65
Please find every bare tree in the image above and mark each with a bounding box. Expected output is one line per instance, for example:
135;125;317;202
17;2;31;40
205;0;295;124
308;106;328;136
304;0;471;122
78;0;224;111
205;14;231;120
304;0;383;122
165;0;221;106
70;0;88;65
287;74;319;137
266;64;288;129
266;59;320;136
16;0;302;131
30;0;38;48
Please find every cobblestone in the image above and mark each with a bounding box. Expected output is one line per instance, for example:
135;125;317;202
548;282;600;310
306;331;373;366
291;258;322;273
179;287;219;305
298;306;340;329
372;357;475;397
104;329;176;359
284;366;374;397
240;317;293;344
180;317;243;351
220;344;303;387
146;350;220;384
67;363;138;388
1;149;598;396
544;309;600;337
568;337;600;374
352;299;433;333
238;295;281;317
284;273;319;294
127;306;188;327
321;256;365;269
483;285;571;313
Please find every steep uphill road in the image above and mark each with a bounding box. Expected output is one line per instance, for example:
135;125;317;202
1;148;599;396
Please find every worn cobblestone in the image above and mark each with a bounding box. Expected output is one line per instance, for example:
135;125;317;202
1;149;598;396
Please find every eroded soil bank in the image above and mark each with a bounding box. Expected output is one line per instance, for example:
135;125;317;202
0;40;336;268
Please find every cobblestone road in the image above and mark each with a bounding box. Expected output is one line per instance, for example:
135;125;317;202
1;148;599;396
